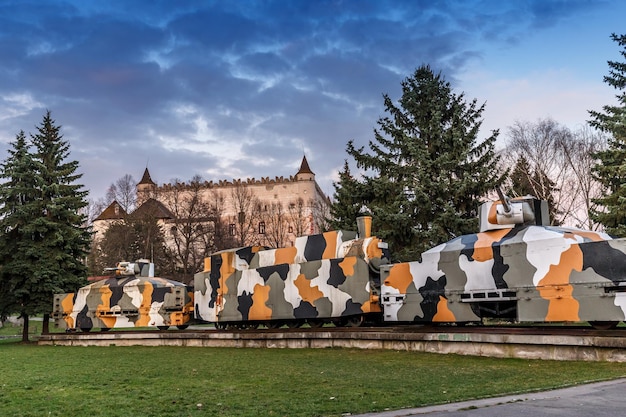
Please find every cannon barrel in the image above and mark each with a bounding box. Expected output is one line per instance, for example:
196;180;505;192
496;187;511;214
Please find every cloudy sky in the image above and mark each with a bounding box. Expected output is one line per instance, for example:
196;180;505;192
0;0;624;202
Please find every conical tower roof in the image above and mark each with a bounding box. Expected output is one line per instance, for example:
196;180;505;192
296;155;314;175
138;167;155;185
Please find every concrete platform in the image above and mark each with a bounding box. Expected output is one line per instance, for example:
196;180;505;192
37;327;626;362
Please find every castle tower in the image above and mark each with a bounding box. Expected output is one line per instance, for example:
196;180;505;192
295;155;315;182
136;167;157;205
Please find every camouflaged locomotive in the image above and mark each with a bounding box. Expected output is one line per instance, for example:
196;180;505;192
52;260;193;331
194;216;390;328
381;193;626;328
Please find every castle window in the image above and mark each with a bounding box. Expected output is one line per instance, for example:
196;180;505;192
259;221;266;234
288;226;293;233
229;224;236;236
170;226;177;235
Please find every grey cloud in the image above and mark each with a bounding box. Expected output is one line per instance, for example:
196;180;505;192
0;0;616;203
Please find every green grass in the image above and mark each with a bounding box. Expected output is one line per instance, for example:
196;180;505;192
0;326;20;338
0;342;625;417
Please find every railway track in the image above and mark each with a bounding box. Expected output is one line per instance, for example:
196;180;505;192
38;324;626;362
47;323;626;337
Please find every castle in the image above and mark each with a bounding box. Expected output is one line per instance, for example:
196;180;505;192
92;155;330;252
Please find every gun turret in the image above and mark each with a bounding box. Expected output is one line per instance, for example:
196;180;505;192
479;189;550;232
103;260;155;278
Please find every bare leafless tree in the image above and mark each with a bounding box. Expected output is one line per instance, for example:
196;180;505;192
204;190;233;251
260;201;289;247
505;118;607;229
230;183;261;246
288;197;311;237
161;175;213;283
311;197;331;233
83;198;108;224
105;174;137;212
559;126;608;229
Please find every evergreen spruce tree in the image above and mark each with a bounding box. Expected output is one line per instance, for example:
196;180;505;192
98;215;172;276
329;160;364;231
589;34;626;236
508;156;534;196
533;168;562;225
508;156;561;225
0;131;40;332
0;112;91;341
345;65;505;261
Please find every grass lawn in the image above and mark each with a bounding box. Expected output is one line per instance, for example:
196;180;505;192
0;338;625;417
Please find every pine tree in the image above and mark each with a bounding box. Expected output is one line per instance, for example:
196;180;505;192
329;160;364;231
345;65;505;261
590;34;626;236
0;112;91;341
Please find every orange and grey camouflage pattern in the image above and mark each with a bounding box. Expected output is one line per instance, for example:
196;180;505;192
194;217;390;327
381;195;626;326
52;261;193;331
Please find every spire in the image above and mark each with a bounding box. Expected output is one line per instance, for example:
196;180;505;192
139;167;155;185
295;155;315;181
296;155;314;175
136;168;157;206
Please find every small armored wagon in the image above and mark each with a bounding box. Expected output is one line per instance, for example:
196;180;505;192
52;260;193;331
381;194;626;329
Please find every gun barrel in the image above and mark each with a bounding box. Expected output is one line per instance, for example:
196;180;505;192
496;187;511;214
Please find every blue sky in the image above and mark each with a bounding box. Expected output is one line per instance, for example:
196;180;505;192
0;0;624;202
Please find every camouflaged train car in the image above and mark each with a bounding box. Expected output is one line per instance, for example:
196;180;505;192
381;194;626;329
52;260;194;331
194;216;390;328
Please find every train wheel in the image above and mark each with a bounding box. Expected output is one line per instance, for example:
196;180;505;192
215;322;227;330
287;320;304;329
345;316;364;327
590;321;619;330
307;319;324;328
100;328;111;332
176;325;189;330
80;328;91;332
157;326;170;331
266;321;283;329
336;316;363;327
